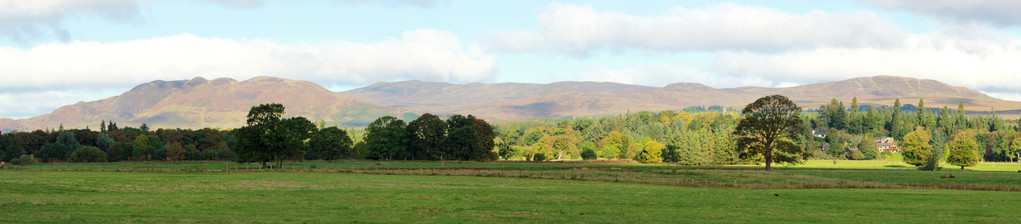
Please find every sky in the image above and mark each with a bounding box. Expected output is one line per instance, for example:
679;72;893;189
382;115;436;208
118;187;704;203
1;0;1021;119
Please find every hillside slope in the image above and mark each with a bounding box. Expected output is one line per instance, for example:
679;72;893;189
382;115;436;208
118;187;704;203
3;75;1017;132
342;80;655;113
350;76;1021;121
12;77;411;131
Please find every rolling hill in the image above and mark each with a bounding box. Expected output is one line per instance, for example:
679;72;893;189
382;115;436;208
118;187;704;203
2;75;1018;132
347;76;1021;121
8;76;413;131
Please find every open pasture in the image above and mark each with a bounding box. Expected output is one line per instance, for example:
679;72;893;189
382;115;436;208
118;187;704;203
7;159;1021;191
2;170;1020;223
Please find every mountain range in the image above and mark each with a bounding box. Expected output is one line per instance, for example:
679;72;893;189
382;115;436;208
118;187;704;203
3;75;1018;132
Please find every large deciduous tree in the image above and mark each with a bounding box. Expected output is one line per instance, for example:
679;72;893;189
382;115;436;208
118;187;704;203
235;103;315;169
407;113;446;160
901;127;933;166
947;131;980;169
364;116;409;160
439;114;497;162
308;127;353;161
734;95;805;171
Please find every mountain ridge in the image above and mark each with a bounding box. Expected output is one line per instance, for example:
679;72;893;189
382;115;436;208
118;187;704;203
2;75;1018;132
9;76;412;132
349;75;1021;121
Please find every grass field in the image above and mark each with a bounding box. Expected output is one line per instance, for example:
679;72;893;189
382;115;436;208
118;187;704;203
2;171;1020;223
3;160;1021;223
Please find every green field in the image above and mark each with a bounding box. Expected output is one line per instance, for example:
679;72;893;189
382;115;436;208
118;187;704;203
3;160;1021;223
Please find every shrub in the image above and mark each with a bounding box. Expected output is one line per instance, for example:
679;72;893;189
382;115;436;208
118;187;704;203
533;153;547;161
918;151;942;171
107;142;133;162
850;150;865;160
166;142;186;162
600;145;620;160
13;154;38;165
69;146;107;162
636;141;664;164
580;148;597;160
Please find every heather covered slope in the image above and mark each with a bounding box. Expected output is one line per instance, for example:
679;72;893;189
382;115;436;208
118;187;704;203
350;76;1021;121
12;76;412;131
3;75;1018;131
342;80;656;113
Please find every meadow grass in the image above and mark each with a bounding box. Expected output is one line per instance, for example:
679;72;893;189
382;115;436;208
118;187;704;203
2;171;1019;223
6;159;1021;191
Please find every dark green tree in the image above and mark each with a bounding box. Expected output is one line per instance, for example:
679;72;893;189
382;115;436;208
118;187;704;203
2;145;25;163
470;116;497;161
734;95;805;171
107;142;133;162
580;147;597;160
38;131;80;162
498;140;515;160
364;116;409;160
96;133;114;152
441;123;479;161
234;103;314;169
859;133;879;160
69;146;107;162
819;98;847;130
308;127;353;161
407;113;446;160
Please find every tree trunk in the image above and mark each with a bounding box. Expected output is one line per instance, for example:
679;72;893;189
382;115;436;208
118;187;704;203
261;161;267;169
765;150;773;172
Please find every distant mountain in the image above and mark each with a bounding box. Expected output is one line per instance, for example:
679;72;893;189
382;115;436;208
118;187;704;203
2;75;1017;132
9;76;413;131
348;76;1021;121
342;80;655;113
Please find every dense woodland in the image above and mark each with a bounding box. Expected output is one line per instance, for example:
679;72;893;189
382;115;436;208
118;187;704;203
493;97;1021;166
0;104;497;167
1;98;1020;167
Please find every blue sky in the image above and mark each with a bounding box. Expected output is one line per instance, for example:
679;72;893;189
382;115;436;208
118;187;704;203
2;0;1021;118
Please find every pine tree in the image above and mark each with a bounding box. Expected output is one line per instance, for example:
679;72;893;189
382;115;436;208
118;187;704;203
917;98;926;126
957;101;967;130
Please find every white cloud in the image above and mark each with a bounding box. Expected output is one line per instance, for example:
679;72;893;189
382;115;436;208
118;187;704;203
338;0;439;7
0;0;430;44
862;0;1021;27
0;29;496;89
493;2;905;55
0;0;145;43
575;64;773;88
712;25;1021;94
981;91;1021;102
0;89;106;119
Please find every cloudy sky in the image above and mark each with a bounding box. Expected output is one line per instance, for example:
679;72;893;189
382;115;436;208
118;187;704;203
1;0;1021;119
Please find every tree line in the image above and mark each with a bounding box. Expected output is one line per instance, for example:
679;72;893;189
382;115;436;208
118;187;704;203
811;97;1019;166
2;97;1016;169
494;96;1020;168
495;109;740;164
0;121;236;164
0;103;498;167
